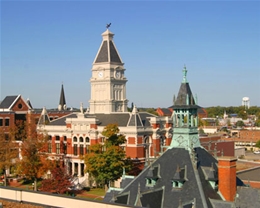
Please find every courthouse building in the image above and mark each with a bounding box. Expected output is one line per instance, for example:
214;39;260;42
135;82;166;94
37;28;173;184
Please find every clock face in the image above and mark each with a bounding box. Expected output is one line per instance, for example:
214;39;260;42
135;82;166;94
115;71;121;78
98;71;103;78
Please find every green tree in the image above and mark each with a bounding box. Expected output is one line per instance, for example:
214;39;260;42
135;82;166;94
84;124;132;189
255;119;260;127
255;140;260;148
0;130;18;186
236;120;245;127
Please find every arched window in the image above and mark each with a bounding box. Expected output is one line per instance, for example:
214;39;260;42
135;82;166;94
73;136;77;142
79;137;83;143
85;137;90;143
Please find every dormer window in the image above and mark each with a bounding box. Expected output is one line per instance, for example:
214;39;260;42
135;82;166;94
172;165;187;189
201;163;218;190
145;165;160;187
146;178;157;187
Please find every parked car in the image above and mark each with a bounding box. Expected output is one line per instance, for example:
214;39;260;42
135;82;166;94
253;150;260;154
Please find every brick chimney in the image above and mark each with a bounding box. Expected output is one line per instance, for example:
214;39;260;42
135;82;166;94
218;157;237;201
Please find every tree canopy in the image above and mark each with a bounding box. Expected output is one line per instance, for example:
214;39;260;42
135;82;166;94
84;124;132;188
40;165;72;194
256;140;260;149
205;106;260;118
236;120;245;127
0;129;18;186
16;119;50;191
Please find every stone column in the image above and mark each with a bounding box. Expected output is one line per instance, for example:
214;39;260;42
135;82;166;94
72;162;75;175
78;163;81;177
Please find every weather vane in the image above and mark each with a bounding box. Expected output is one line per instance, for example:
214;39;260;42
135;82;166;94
106;23;111;29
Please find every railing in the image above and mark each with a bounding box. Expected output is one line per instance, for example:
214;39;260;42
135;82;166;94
0;186;132;208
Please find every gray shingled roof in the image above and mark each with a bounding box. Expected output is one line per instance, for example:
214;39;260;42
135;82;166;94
49;113;78;125
47;112;155;128
95;41;109;62
237;167;260;182
104;147;227;208
173;83;197;108
235;187;260;208
0;95;19;109
95;40;122;64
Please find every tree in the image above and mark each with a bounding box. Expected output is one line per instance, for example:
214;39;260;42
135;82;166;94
256;140;260;149
17;118;50;191
84;124;132;189
40;165;72;194
236;120;245;128
18;133;50;191
255;119;260;127
0;130;18;186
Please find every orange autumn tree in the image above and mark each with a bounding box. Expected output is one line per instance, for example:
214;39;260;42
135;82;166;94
17;115;51;191
0;129;18;186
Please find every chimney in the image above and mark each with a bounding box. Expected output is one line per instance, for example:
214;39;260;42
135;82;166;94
218;157;237;201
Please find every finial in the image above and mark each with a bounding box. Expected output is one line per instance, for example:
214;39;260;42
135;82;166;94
106;23;111;29
182;65;188;83
80;102;83;114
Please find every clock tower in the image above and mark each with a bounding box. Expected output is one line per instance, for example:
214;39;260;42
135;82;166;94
170;66;201;151
89;29;128;113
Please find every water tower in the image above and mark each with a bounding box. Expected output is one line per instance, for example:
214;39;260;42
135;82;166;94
242;97;250;109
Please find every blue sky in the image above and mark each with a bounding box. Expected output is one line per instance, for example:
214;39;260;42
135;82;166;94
1;0;260;109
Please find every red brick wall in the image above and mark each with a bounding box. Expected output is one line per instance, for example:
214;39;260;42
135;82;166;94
218;158;237;201
137;137;143;144
126;146;144;158
0;114;15;133
128;137;135;145
67;138;72;154
240;130;260;143
11;97;29;111
242;180;260;189
90;124;97;129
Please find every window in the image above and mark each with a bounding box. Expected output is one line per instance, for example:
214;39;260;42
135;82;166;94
86;145;90;154
0;119;3;126
5;118;9;127
101;137;105;143
56;143;60;154
63;144;67;154
85;137;90;143
80;145;84;155
55;136;60;141
48;143;52;153
73;137;77;142
48;135;52;141
5;134;9;141
63;136;67;141
79;137;83;143
73;144;78;156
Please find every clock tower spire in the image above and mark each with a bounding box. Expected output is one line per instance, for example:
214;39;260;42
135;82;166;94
89;28;128;114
